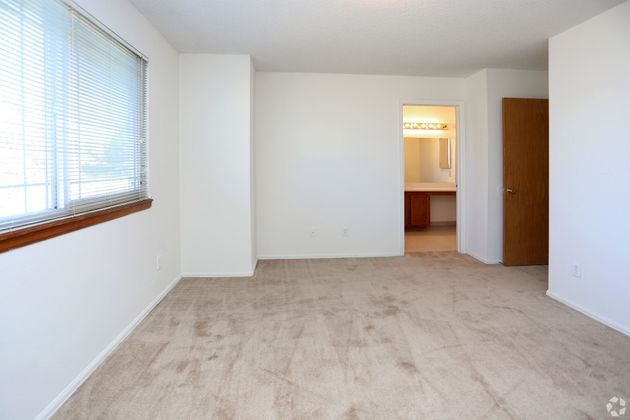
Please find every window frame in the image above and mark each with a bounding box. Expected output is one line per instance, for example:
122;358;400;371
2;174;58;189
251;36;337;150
0;198;153;253
0;0;151;253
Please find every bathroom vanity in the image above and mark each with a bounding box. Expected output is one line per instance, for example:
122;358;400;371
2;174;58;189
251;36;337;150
404;183;456;229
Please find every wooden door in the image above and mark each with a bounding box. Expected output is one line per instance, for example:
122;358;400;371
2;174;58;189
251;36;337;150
407;192;430;228
503;98;549;266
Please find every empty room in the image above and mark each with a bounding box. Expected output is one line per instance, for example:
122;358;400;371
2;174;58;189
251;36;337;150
1;0;629;419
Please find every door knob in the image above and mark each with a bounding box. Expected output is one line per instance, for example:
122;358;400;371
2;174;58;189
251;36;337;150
506;188;516;194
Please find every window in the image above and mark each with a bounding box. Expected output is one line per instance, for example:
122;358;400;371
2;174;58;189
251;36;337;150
0;0;149;245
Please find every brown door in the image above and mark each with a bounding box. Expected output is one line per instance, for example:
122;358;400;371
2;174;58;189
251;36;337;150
503;98;549;266
406;192;430;228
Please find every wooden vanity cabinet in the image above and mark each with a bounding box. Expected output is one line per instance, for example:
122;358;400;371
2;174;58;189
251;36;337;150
405;192;430;228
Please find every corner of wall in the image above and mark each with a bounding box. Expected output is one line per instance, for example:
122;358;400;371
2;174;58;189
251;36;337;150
178;54;257;276
249;56;257;267
464;67;549;264
464;69;490;262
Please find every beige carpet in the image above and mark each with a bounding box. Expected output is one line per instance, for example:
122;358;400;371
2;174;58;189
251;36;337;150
55;253;630;419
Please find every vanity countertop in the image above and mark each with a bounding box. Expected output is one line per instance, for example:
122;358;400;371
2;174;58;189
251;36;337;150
405;182;457;192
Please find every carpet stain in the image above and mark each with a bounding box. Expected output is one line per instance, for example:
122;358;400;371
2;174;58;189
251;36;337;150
398;360;418;374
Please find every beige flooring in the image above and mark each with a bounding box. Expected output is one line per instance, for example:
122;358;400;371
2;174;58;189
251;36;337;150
55;253;630;419
405;225;457;252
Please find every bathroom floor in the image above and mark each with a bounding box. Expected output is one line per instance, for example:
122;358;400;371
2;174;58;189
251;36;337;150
405;225;456;252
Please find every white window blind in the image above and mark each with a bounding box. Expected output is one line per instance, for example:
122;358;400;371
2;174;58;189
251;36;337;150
0;0;147;232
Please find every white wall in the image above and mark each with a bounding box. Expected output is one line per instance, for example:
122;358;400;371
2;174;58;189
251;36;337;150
417;139;454;183
464;68;548;263
431;196;457;223
179;54;256;276
548;0;630;335
464;70;490;261
255;72;466;258
404;139;422;182
250;61;257;268
405;137;456;184
0;0;181;418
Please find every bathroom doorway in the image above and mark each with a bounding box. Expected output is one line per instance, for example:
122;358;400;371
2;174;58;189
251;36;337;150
401;104;460;253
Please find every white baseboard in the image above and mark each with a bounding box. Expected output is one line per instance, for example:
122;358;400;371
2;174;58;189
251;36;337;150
36;274;182;420
465;250;501;265
181;259;259;278
546;290;630;337
258;252;402;260
181;260;258;278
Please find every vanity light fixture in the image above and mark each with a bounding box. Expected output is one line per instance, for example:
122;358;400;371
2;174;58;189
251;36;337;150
403;122;448;130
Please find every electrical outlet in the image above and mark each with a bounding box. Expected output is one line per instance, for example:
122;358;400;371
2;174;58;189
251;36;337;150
343;228;349;237
156;255;162;271
310;228;317;238
572;264;581;278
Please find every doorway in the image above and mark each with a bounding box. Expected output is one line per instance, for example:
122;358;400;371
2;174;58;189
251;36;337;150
401;104;461;253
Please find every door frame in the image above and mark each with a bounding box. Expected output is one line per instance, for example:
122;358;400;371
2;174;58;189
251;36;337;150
398;100;467;255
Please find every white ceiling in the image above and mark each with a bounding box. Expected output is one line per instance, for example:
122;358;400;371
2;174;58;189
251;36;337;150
130;0;622;77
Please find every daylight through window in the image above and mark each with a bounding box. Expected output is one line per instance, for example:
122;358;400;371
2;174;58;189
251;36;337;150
0;0;148;232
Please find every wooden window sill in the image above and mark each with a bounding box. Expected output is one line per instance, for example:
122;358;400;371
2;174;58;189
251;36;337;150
0;198;153;253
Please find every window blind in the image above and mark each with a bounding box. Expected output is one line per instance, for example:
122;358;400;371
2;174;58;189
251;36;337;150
0;0;147;232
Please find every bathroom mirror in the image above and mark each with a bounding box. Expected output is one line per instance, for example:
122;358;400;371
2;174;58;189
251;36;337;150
404;137;455;183
439;138;451;169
